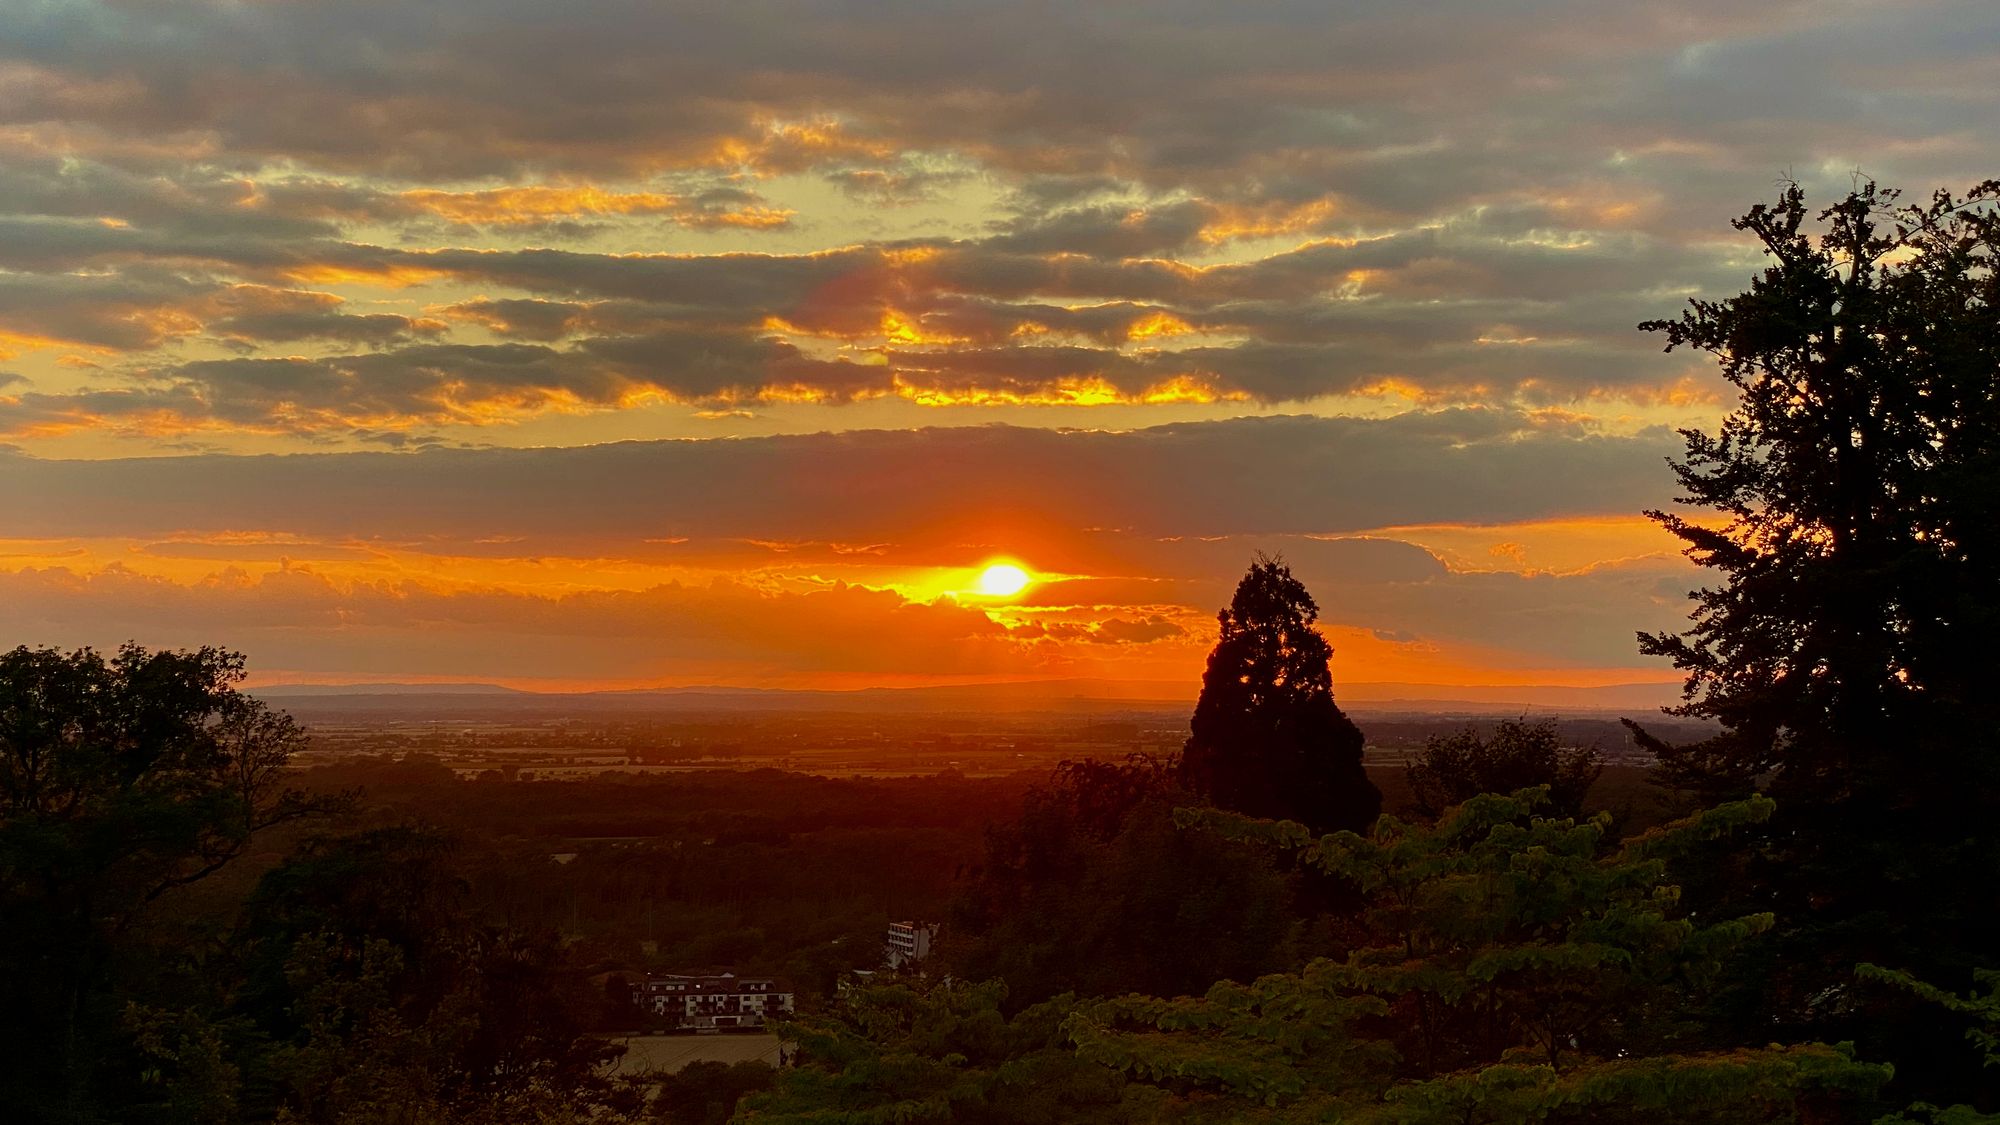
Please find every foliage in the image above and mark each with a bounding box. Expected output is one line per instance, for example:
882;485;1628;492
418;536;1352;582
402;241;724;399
1633;179;2000;1103
650;1060;776;1125
1636;177;2000;803
1406;718;1603;820
741;980;1154;1125
125;1002;245;1125
50;816;639;1125
119;824;640;1120
949;755;1299;1004
232;829;632;1125
1180;556;1381;835
0;643;327;1122
295;757;1019;995
1877;1109;2000;1125
1859;964;2000;1125
1066;792;1891;1122
1067;962;1393;1113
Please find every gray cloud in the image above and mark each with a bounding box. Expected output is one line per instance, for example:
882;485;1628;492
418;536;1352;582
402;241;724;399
13;0;1982;683
8;0;1984;421
2;411;1682;546
6;0;1988;213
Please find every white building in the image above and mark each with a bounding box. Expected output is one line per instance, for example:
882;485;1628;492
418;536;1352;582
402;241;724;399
884;920;938;969
632;972;794;1031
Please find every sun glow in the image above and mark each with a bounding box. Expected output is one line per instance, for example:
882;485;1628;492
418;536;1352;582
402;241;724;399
973;562;1032;597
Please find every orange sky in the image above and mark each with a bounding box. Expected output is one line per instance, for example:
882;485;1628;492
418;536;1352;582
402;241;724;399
3;445;1701;691
4;1;1992;693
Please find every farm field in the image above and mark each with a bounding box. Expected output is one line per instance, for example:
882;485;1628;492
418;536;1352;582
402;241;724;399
608;1033;783;1075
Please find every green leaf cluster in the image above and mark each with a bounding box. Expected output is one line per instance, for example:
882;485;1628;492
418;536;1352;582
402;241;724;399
741;981;1151;1125
1061;791;1891;1122
1858;965;2000;1125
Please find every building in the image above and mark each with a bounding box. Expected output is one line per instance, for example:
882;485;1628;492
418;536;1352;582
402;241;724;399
631;972;794;1031
884;920;938;969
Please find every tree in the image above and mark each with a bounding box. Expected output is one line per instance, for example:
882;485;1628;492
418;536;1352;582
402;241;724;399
758;795;1895;1123
1068;792;1893;1123
741;980;1151;1124
1857;963;2000;1124
232;827;630;1124
0;644;322;1121
652;1060;776;1125
950;756;1300;1003
1406;718;1602;819
1635;178;2000;805
1633;179;2000;1099
1180;556;1380;834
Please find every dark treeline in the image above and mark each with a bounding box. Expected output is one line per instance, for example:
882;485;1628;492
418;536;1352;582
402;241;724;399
0;681;1034;1123
1358;714;1714;754
293;759;1029;995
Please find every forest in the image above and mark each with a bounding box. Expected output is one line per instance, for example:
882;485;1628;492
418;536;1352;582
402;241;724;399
2;179;1998;1124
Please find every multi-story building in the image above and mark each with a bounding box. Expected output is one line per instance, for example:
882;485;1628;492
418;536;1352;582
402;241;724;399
631;972;794;1031
884;920;938;969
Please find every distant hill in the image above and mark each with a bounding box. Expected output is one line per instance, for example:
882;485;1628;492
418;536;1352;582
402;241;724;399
251;682;524;696
251;677;1683;719
1340;681;1683;713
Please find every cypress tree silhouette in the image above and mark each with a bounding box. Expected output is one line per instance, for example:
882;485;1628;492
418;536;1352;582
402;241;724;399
1179;556;1380;834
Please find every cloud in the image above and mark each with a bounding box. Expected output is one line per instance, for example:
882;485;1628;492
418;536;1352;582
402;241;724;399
1;1;1989;436
0;564;1034;682
0;213;1738;424
274;183;796;233
2;0;1988;685
2;411;1682;546
1084;615;1187;645
0;333;900;436
0;407;1704;680
0;526;1689;683
8;1;1988;200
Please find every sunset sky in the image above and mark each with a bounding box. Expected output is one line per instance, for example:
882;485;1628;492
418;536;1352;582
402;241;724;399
3;1;1996;692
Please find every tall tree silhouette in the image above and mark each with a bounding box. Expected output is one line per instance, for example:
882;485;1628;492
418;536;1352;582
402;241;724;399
1634;179;2000;1106
1636;178;2000;806
1179;557;1380;834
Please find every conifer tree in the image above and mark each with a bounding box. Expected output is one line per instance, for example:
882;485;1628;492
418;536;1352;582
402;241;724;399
1632;179;2000;1095
1635;178;2000;806
1180;556;1380;834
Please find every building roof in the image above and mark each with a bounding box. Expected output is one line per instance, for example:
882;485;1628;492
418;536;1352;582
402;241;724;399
637;972;792;996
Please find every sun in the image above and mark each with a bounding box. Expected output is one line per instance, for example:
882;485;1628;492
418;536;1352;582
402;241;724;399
973;562;1032;597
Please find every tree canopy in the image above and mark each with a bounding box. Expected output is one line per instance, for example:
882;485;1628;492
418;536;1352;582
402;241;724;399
949;755;1300;1004
1632;180;2000;1102
741;980;1145;1125
1406;718;1603;820
0;644;320;1120
1636;178;2000;805
755;792;1893;1124
1859;963;2000;1124
1180;557;1380;835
